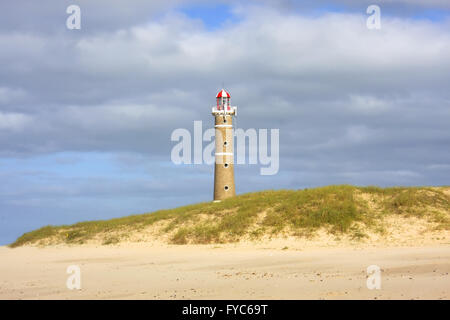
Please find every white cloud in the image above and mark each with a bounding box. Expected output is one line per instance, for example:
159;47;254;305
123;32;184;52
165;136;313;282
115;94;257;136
0;87;27;104
347;95;391;114
0;112;31;131
0;6;448;178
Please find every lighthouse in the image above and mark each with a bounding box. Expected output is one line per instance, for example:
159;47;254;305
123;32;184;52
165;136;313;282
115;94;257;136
212;89;237;201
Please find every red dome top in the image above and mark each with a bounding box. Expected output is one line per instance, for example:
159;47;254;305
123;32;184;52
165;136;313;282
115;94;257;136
216;89;230;98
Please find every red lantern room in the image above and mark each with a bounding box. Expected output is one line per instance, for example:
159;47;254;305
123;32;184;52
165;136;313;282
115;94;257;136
216;89;231;111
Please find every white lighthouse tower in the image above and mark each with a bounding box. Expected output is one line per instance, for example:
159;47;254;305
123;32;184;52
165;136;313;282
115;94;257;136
212;89;237;201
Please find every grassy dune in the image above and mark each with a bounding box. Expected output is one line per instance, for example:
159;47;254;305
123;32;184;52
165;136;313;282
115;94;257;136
10;185;450;247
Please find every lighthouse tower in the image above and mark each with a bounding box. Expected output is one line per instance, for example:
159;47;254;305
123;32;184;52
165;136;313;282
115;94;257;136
212;89;237;201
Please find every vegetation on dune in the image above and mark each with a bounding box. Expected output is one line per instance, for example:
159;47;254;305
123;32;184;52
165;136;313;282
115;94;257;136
9;185;450;247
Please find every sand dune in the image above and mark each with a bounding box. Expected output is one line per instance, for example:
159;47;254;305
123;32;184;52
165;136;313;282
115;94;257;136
1;242;449;300
3;186;449;299
11;186;450;248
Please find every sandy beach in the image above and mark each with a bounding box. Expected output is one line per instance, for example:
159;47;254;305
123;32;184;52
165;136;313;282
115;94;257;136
1;242;449;300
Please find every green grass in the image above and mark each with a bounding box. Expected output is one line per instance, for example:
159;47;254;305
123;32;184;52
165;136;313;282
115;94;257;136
262;185;362;233
9;185;450;247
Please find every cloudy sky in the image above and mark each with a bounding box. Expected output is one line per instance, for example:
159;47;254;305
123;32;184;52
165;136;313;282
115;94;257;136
0;0;449;244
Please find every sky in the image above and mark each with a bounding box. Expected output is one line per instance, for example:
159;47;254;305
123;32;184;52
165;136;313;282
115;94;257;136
0;0;449;245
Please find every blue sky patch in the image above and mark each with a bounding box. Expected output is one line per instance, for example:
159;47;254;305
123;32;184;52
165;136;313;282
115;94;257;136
178;2;239;29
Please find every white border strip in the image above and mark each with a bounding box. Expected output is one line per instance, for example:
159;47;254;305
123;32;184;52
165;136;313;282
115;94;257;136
215;125;233;128
215;152;233;156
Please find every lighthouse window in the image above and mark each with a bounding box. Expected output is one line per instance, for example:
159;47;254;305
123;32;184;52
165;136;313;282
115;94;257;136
224;185;229;191
224;163;229;168
224;141;228;146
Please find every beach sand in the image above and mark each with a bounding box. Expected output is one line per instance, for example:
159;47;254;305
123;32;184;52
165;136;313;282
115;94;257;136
1;241;449;300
